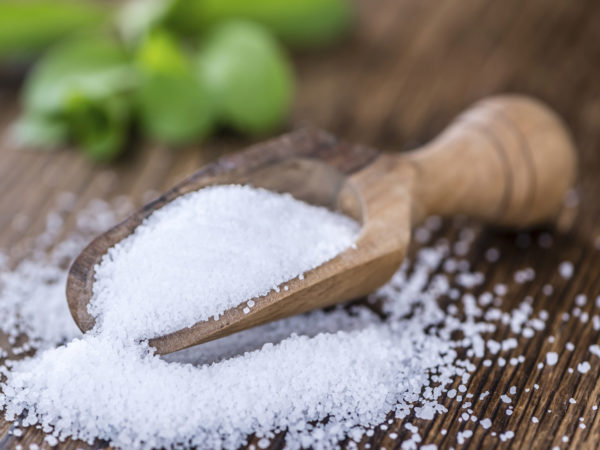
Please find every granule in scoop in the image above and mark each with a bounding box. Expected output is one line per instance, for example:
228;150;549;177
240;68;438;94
89;185;359;339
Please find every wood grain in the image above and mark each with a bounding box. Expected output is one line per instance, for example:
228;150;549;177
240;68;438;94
1;0;600;448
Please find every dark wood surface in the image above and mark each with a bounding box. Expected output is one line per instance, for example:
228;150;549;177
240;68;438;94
1;0;600;448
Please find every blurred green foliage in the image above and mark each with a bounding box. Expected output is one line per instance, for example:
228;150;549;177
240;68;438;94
164;0;353;48
199;21;294;135
2;0;353;162
135;30;213;144
0;1;110;61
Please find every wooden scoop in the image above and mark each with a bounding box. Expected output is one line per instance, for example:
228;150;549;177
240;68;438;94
67;95;577;354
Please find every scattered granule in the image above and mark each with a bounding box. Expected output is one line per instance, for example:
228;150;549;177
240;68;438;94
593;315;600;330
542;284;554;296
456;429;473;444
534;384;539;390
548;336;556;343
257;438;270;449
562;435;569;442
577;362;591;373
501;395;512;404
485;248;500;262
494;284;508;296
568;368;574;374
579;423;586;429
569;398;577;404
580;312;589;323
44;435;58;446
522;328;535;338
0;196;596;449
499;431;514;441
559;261;574;279
546;352;559;366
480;419;492;429
575;294;587;306
590;345;600;357
566;342;575;351
531;417;539;424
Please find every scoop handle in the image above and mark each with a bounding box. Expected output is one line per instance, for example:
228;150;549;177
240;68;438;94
405;95;577;227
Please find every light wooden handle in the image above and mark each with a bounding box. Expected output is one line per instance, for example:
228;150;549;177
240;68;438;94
405;95;577;227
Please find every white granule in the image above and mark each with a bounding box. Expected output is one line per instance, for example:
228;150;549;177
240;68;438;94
480;418;492;429
485;247;500;262
90;185;359;340
566;342;575;351
509;386;517;395
542;284;553;296
575;294;587;306
499;431;514;441
590;344;600;357
569;398;577;404
501;395;512;404
531;416;539;423
0;196;594;449
457;429;473;444
577;362;591;373
559;261;574;279
546;352;559;366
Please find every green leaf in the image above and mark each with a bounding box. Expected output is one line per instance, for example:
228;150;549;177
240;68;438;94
20;35;135;161
0;0;111;62
66;94;130;162
164;0;353;48
135;30;213;145
198;20;294;135
23;35;134;115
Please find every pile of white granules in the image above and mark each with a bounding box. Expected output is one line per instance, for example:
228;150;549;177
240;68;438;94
0;187;598;449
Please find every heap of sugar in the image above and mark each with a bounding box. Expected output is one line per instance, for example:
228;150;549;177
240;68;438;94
89;185;359;339
1;193;599;449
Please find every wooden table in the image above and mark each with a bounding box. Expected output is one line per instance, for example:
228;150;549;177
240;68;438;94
1;0;600;448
